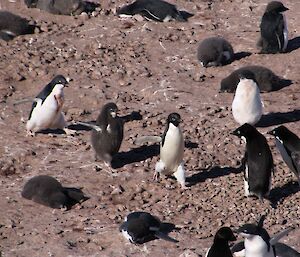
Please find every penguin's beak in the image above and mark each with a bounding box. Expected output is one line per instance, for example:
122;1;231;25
282;6;289;11
267;130;274;136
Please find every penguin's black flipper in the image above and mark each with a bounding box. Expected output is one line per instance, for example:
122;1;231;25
275;242;300;257
270;227;295;246
73;121;102;132
231;241;245;256
153;231;178;243
0;31;16;41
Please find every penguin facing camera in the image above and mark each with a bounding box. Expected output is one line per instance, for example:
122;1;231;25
232;124;274;200
258;1;289;54
197;37;234;67
135;113;186;189
117;0;187;22
0;11;36;41
205;227;236;257
120;211;178;244
220;65;291;93
22;175;89;209
231;70;263;126
268;126;300;186
26;75;74;136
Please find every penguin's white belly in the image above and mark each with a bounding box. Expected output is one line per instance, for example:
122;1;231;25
232;85;262;125
28;95;62;131
160;127;184;174
244;237;274;257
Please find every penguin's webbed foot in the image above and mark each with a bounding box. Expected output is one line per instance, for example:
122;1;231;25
26;130;36;137
153;171;160;182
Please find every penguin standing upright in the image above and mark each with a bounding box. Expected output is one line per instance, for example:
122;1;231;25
232;124;274;200
258;1;289;54
205;227;236;257
117;0;186;22
232;70;263;126
268;126;300;186
88;103;124;167
197;37;234;67
26;75;71;136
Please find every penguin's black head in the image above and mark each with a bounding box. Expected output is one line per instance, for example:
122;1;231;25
237;224;261;238
24;0;38;8
267;125;288;138
117;3;135;16
214;227;236;242
167;113;182;127
238;70;256;82
231;123;256;138
265;1;289;13
103;102;118;118
51;75;69;87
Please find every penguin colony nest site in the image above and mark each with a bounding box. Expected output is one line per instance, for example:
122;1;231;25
0;0;300;256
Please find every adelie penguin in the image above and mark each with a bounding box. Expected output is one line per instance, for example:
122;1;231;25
0;11;36;41
231;70;263;126
205;227;236;257
24;0;99;15
232;124;274;200
77;103;124;167
220;65;291;93
22;175;89;209
26;75;74;136
119;211;178;244
117;0;187;22
268;126;300;186
232;215;298;257
197;37;234;67
135;113;186;189
258;1;289;54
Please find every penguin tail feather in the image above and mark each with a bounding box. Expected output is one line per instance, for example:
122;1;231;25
154;231;178;243
134;136;162;145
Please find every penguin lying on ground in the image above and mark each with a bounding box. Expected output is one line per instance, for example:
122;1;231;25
205;227;236;257
220;65;292;93
197;37;234;67
232;124;274;200
119;211;178;244
0;11;36;41
76;103;124;168
258;1;289;54
268;126;300;186
232;216;298;257
26;75;74;136
117;0;187;22
24;0;99;15
231;70;263;126
135;113;186;188
22;175;89;209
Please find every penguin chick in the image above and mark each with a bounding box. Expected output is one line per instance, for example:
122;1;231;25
24;0;98;15
232;124;274;200
268;126;300;186
22;175;88;209
197;37;234;67
232;70;263;126
120;211;178;244
205;227;236;257
90;102;124;167
117;0;186;22
220;65;290;93
154;113;186;188
26;75;70;136
235;216;296;257
0;11;36;41
258;1;289;54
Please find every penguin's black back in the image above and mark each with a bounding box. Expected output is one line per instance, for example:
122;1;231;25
118;0;185;22
244;126;273;197
220;65;283;93
91;103;124;159
0;11;35;41
274;126;300;154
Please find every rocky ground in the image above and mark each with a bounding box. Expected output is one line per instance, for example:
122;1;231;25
0;0;300;256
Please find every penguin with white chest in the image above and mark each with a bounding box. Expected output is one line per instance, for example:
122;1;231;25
232;124;274;200
258;1;289;54
205;227;236;257
232;70;263;126
134;113;186;188
268;126;300;186
119;211;178;244
26;75;71;136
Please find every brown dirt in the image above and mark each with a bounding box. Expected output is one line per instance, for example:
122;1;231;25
0;0;299;256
